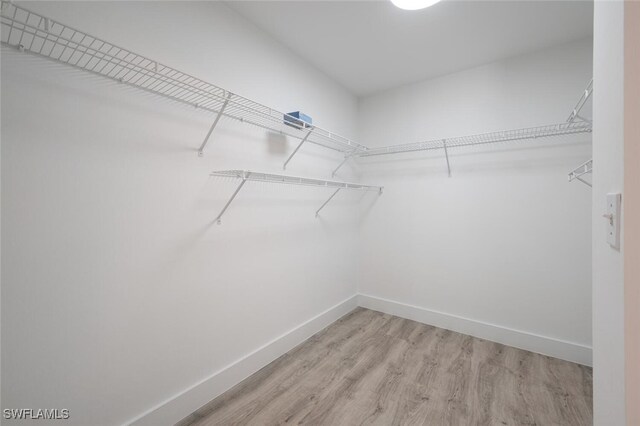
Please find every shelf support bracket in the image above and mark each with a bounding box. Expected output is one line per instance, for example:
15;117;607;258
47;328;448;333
443;140;451;177
215;174;248;225
198;92;232;157
568;159;593;188
316;188;341;218
332;155;351;177
575;176;592;187
567;79;593;123
573;114;592;125
283;128;313;170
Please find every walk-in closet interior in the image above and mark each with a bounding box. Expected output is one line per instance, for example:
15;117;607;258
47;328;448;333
2;1;639;425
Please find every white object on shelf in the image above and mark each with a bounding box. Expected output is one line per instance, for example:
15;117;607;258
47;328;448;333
210;170;383;224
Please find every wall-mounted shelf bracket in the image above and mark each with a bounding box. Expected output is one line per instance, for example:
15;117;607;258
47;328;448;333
283;128;313;169
214;171;248;224
567;79;593;124
332;155;352;177
568;159;592;187
198;92;232;157
316;188;341;217
210;170;382;224
443;140;451;177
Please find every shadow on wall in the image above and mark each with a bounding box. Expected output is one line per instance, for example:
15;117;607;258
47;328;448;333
267;131;288;155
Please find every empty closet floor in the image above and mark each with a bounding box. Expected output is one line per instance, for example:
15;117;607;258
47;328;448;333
178;307;592;425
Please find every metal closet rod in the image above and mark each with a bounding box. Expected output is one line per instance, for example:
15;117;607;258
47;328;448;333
0;1;368;168
210;170;383;224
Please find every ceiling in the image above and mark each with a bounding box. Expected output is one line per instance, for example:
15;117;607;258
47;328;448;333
226;0;593;97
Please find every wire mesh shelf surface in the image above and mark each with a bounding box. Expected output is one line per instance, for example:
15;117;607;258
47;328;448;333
356;121;592;158
210;170;382;223
0;1;367;155
211;170;383;192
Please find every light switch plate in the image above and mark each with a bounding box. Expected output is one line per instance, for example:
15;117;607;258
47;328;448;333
606;193;622;249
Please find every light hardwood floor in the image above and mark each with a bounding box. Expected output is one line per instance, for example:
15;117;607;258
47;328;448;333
178;308;592;425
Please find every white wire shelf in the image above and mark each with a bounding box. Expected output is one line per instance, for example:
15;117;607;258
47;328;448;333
568;159;592;187
330;121;593;176
330;79;595;177
210;170;382;224
356;121;591;158
0;1;368;163
1;2;595;183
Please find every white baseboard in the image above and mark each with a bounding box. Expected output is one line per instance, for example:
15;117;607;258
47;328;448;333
357;293;592;366
128;292;590;425
127;295;359;426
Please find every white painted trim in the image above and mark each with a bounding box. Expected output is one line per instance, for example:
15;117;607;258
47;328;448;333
357;294;592;366
128;293;591;425
127;295;359;426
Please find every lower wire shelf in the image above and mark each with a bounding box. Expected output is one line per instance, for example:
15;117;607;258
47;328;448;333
210;170;383;224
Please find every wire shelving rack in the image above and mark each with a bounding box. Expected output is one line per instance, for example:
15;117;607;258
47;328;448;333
1;2;595;222
0;1;368;164
329;78;595;178
210;170;383;223
358;121;591;158
332;121;592;176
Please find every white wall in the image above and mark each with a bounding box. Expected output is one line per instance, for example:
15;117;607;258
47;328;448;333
592;1;625;424
1;2;365;425
356;38;593;365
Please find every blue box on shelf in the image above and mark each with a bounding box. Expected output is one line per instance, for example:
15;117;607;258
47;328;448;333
284;111;313;130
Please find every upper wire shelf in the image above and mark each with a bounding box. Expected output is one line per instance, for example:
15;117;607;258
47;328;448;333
1;2;595;182
210;170;382;223
0;1;368;162
329;79;595;177
356;121;592;158
329;120;593;177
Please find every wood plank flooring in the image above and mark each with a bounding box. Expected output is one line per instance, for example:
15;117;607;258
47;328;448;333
177;308;592;426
